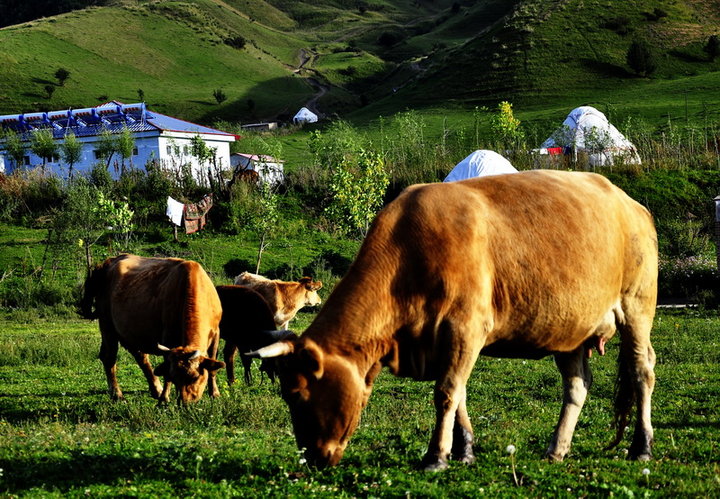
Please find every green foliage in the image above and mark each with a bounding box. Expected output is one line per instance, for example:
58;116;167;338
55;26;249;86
2;129;27;169
626;39;658;77
190;134;214;166
95;129;117;168
325;149;388;237
704;34;720;61
60;132;82;176
54;67;70;86
490;101;524;149
116;126;135;171
213;88;228;105
30;129;57;168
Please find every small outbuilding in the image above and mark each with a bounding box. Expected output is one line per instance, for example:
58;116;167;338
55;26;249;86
443;150;518;182
230;153;284;186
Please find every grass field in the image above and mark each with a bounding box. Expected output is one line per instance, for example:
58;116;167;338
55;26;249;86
0;308;718;497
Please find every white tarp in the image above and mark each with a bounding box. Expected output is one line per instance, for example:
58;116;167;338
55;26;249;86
541;106;641;166
293;107;318;124
443;150;518;182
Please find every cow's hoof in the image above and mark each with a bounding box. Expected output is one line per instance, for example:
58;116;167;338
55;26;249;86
420;457;449;472
545;451;564;463
456;454;476;465
631;452;652;462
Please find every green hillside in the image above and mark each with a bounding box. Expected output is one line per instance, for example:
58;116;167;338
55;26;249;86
0;0;719;128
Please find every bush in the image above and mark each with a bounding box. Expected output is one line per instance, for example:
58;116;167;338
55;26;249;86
626;39;657;76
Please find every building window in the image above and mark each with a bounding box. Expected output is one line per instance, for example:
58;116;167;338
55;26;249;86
94;150;102;160
166;145;172;155
23;156;30;165
133;147;138;156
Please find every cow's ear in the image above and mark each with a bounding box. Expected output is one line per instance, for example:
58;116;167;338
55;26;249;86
298;341;324;381
200;358;225;373
310;281;322;291
154;361;169;377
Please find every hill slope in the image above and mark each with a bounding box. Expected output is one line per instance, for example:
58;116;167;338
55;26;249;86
0;0;718;126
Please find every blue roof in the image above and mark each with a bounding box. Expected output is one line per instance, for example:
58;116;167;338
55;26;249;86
0;101;234;141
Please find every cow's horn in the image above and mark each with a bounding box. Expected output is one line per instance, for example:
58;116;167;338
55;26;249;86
246;341;294;359
157;344;170;352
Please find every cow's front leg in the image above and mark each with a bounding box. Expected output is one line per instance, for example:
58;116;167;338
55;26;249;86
131;351;163;399
223;341;238;386
421;381;462;471
546;348;592;461
98;327;123;400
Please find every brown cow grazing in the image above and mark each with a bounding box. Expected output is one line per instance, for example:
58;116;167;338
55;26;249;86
233;272;322;329
81;254;225;404
215;285;295;385
250;170;658;470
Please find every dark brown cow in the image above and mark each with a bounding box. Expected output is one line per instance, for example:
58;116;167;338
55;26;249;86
215;285;295;385
251;170;658;470
81;254;225;404
233;272;322;329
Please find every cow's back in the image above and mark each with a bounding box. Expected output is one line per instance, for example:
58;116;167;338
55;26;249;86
307;170;657;362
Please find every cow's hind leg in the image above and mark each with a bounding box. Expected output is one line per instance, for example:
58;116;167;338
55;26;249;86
98;321;123;401
614;313;655;461
207;334;221;398
546;347;592;461
130;351;163;399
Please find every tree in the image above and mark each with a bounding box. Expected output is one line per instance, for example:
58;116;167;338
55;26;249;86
3;129;27;170
116;126;135;173
325;149;389;237
704;34;720;62
213;88;227;105
44;84;55;99
490;101;525;148
137;88;145;101
626;40;657;76
54;67;70;86
95;128;117;169
60;132;82;177
30;129;57;171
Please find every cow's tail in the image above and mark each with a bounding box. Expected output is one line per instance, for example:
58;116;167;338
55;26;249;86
79;263;105;319
608;336;635;450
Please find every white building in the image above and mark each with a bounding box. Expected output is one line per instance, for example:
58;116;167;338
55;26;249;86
230;153;285;186
0;101;236;180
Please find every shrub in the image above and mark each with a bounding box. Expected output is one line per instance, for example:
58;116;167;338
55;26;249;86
627;39;657;76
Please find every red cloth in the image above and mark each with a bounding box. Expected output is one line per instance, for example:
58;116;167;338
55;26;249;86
183;194;213;234
547;147;563;155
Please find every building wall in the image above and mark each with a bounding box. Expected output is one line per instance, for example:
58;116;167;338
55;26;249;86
0;131;233;181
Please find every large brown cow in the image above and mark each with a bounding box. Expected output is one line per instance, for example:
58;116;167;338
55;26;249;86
250;170;658;470
233;272;322;329
81;254;225;404
215;284;295;385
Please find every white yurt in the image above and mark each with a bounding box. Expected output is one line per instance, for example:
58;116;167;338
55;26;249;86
443;150;518;182
541;106;641;166
292;107;318;124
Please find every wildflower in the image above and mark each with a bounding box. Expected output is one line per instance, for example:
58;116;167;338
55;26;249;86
506;444;516;455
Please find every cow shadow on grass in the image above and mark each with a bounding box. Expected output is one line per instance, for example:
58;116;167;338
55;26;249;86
0;449;287;494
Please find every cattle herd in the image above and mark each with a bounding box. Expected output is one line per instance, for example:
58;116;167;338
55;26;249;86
80;170;658;471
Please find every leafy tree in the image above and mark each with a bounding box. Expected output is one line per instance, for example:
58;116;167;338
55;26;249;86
137;88;145;101
491;101;524;148
249;182;279;273
213;88;227;105
116;126;135;173
626;39;657;76
30;129;57;171
704;34;720;61
44;84;55;99
95;128;117;168
53;177;134;272
325;149;389;237
60;132;82;177
54;67;70;86
3;129;27;170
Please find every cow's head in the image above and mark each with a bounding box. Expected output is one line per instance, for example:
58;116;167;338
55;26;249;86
299;277;323;307
154;345;225;403
250;336;375;468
